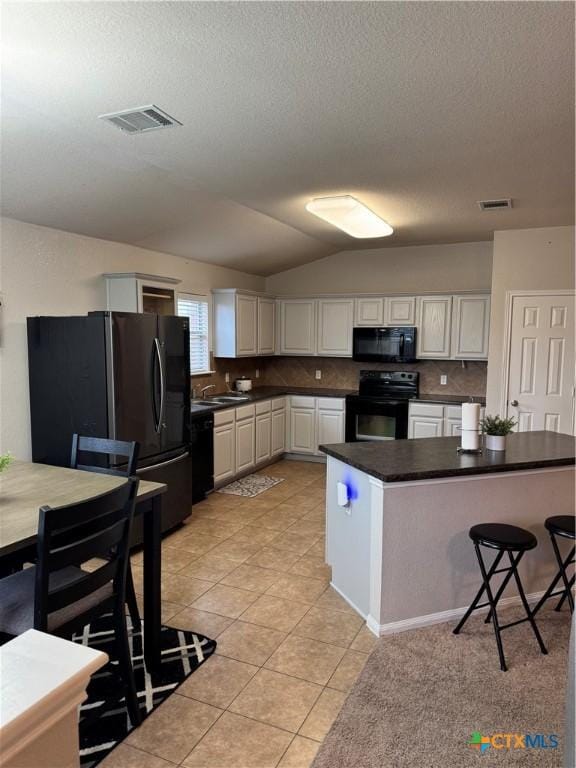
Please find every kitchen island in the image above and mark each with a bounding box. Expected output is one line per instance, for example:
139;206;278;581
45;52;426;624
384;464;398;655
319;431;575;636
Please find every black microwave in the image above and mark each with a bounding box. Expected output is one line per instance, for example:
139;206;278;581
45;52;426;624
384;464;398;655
352;327;417;363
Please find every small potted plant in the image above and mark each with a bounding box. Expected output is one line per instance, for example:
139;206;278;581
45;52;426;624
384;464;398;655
480;415;516;451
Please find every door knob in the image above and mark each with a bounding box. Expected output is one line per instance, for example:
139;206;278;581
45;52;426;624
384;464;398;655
510;400;519;407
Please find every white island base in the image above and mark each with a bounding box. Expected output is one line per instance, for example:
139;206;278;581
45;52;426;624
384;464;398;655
325;458;575;637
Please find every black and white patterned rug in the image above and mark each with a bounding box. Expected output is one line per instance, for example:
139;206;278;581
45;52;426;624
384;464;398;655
217;473;284;497
74;614;216;768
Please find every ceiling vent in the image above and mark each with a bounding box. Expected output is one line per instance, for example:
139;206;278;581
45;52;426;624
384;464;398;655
477;198;513;211
98;105;182;134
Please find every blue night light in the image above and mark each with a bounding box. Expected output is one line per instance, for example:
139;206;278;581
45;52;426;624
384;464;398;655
342;472;359;501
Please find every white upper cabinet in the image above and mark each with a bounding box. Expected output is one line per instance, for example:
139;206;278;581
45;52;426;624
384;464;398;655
236;295;258;356
317;299;354;357
278;299;317;355
355;298;384;327
213;290;489;360
257;297;275;355
385;297;416;326
213;290;275;358
451;295;491;360
104;273;180;314
417;296;453;359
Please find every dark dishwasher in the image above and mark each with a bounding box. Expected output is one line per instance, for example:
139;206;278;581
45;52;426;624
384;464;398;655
191;411;215;503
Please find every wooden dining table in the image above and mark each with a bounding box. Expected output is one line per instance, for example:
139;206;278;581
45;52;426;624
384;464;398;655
0;460;166;675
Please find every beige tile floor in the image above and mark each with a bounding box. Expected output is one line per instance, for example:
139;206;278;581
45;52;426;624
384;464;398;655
101;460;378;768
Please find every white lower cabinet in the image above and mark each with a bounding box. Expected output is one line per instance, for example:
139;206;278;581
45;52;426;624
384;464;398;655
289;407;317;454
214;399;287;487
317;410;345;447
408;416;444;439
408;402;483;439
235;404;256;475
213;410;236;485
287;396;345;456
271;402;286;457
408;402;445;439
256;412;272;464
316;398;345;449
213;395;345;486
445;418;463;436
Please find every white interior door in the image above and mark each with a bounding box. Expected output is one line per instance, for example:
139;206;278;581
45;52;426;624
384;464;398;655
507;293;575;433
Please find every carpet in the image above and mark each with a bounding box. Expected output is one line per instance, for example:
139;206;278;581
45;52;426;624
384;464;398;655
312;607;571;768
217;473;284;497
75;614;216;768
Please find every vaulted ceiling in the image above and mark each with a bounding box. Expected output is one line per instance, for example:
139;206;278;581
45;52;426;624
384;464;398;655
2;1;574;275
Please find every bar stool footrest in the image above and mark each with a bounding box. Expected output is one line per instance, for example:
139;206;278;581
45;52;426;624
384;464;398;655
499;616;532;631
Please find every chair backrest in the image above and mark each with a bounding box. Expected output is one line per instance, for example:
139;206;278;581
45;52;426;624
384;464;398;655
34;477;139;632
70;434;140;477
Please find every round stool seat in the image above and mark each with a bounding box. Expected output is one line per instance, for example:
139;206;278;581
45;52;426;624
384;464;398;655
470;523;537;552
545;515;575;539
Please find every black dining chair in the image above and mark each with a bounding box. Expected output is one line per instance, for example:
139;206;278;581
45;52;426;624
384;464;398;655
0;479;142;725
71;435;142;629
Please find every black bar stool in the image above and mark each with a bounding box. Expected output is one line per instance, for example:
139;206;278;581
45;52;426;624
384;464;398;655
453;523;548;671
532;516;575;616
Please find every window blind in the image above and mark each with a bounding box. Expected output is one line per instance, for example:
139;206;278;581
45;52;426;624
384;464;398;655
177;294;210;375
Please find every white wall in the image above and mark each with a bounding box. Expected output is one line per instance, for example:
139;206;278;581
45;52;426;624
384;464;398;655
486;226;575;413
0;217;264;458
266;241;493;295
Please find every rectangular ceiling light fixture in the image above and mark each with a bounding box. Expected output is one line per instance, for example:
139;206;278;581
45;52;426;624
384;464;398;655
305;195;393;238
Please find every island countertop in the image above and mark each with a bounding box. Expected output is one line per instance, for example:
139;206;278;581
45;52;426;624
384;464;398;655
319;430;575;483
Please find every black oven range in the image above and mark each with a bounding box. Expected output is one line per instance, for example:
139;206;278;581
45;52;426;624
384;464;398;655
345;370;419;442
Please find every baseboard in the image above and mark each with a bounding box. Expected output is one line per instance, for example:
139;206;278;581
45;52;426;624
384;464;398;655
284;453;326;463
369;590;547;637
329;581;368;620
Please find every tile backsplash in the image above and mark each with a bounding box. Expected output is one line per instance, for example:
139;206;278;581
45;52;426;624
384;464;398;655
194;355;487;398
191;355;265;396
262;357;487;397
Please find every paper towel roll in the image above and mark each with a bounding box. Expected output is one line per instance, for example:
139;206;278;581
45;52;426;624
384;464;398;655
462;403;480;431
461;429;480;451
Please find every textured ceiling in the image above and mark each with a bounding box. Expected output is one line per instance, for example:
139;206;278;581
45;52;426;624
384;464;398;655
1;1;574;276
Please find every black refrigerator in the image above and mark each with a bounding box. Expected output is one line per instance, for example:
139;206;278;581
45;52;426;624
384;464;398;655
27;311;192;538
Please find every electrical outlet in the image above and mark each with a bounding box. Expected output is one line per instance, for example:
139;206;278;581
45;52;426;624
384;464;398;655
255;368;260;379
440;375;447;386
225;372;230;383
315;370;322;380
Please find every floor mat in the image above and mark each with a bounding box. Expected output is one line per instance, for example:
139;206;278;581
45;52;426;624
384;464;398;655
75;614;216;768
217;473;284;497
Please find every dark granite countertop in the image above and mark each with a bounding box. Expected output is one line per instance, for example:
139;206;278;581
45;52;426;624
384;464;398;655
415;394;486;406
190;385;355;416
319;430;575;483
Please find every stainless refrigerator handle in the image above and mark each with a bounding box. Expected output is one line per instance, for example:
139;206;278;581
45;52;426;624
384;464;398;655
153;337;164;433
159;338;167;428
136;451;189;474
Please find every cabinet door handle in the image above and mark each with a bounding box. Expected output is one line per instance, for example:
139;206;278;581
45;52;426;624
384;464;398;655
510;399;519;407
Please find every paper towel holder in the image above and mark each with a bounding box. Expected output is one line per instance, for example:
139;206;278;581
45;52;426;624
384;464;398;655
457;428;483;455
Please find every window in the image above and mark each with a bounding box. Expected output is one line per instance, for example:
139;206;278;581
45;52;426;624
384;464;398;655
177;293;211;375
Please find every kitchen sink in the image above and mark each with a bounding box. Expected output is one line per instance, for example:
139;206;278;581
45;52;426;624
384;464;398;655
191;395;250;406
208;395;250;403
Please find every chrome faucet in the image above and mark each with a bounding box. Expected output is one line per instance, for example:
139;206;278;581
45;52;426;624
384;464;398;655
200;384;216;399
